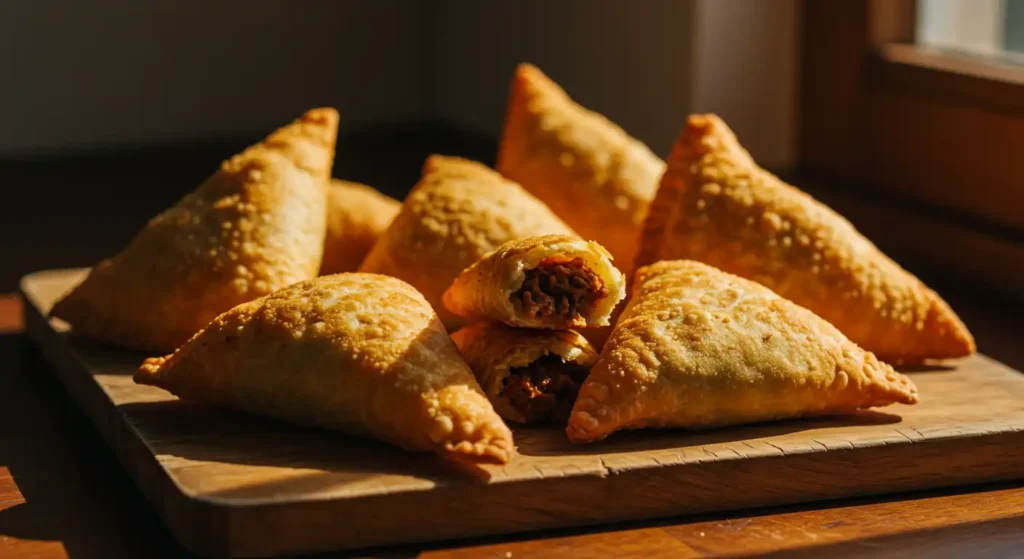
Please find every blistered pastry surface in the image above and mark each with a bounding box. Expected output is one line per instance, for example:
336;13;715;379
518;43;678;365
137;273;513;464
498;64;665;274
568;260;918;443
638;114;974;363
51;108;338;352
359;155;575;330
320;179;400;274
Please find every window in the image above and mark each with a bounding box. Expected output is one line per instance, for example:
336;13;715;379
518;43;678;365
917;0;1024;57
799;0;1024;299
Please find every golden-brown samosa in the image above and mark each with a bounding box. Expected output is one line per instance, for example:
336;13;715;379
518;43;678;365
638;114;974;363
136;273;514;464
451;323;598;425
51;108;338;352
498;63;665;273
568;260;918;443
320;179;400;274
443;235;625;329
359;155;576;330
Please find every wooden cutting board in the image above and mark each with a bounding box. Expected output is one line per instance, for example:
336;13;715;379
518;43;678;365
20;269;1024;558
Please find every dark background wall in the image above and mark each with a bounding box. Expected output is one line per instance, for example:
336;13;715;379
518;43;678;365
0;0;797;289
0;1;434;156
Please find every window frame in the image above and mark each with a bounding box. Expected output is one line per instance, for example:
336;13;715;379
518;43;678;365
800;0;1024;231
798;0;1024;299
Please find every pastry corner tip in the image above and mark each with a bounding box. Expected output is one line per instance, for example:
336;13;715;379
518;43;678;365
300;106;340;126
682;113;730;141
944;329;978;360
894;374;920;405
565;405;612;444
423;153;456;172
513;62;561;98
134;355;170;386
923;293;977;359
444;433;515;465
515;61;540;77
876;365;920;406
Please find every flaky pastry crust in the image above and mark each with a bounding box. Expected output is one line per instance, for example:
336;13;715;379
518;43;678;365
51;108;338;352
568;260;918;443
442;234;625;329
320;179;400;274
637;114;974;363
498;64;665;275
136;274;514;464
359;155;575;330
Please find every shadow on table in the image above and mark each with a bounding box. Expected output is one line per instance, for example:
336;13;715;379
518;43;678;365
515;410;903;458
109;322;507;490
895;363;958;374
115;399;474;494
0;335;194;558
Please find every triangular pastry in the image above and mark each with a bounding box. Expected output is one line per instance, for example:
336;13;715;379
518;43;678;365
320;179;400;274
498;63;665;275
51;108;339;352
637;114;974;363
451;322;599;425
567;260;918;443
443;235;625;329
136;273;514;464
359;155;576;330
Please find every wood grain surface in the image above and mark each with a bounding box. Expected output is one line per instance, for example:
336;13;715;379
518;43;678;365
19;269;1024;557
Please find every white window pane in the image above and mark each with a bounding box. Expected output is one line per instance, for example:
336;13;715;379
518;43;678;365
917;0;1005;54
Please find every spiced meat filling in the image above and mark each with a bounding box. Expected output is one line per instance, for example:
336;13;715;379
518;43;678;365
500;354;590;424
513;257;608;321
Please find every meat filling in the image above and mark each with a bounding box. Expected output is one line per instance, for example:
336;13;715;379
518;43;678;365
500;354;590;424
514;257;608;321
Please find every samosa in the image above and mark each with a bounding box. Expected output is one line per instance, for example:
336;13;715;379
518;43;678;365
568;260;918;443
320;179;400;274
443;235;625;330
360;155;575;330
498;63;665;274
637;114;974;363
51;108;338;352
451;322;598;425
137;274;514;464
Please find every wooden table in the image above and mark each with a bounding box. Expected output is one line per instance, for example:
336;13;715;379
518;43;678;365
3;141;1024;557
4;285;1024;559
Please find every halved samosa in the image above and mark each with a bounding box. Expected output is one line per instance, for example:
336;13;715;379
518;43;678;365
638;114;974;363
136;274;514;464
320;179;400;275
567;260;918;443
51;108;338;352
498;63;665;273
451;323;598;425
443;235;625;329
359;155;576;330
